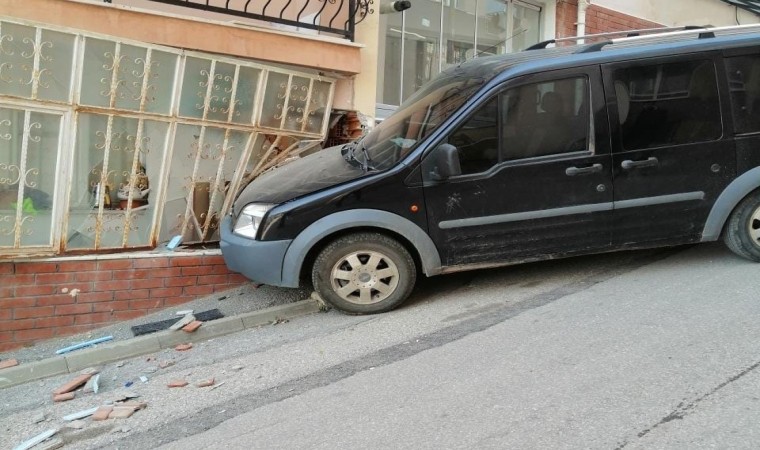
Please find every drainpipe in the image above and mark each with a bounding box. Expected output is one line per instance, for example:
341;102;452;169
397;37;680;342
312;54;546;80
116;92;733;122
577;0;591;44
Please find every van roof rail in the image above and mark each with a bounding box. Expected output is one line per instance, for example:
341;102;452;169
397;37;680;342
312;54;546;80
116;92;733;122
523;26;690;50
527;24;760;53
610;23;760;46
552;26;703;46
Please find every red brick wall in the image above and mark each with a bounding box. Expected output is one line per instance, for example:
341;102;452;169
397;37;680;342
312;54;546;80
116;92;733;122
556;1;664;40
0;255;248;352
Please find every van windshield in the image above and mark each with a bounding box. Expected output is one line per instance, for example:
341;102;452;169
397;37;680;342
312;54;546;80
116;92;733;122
355;71;486;171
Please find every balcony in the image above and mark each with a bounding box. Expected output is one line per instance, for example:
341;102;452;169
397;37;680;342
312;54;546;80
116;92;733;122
105;0;375;41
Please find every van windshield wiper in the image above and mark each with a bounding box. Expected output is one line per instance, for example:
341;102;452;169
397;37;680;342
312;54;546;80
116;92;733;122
356;143;375;171
342;139;374;172
341;142;361;167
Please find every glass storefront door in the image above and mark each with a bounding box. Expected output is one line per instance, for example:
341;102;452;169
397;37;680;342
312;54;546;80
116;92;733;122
377;0;543;118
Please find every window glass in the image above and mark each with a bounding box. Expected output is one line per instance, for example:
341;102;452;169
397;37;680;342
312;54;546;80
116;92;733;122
502;77;590;160
448;97;499;175
725;54;760;134
612;60;722;149
0;108;61;249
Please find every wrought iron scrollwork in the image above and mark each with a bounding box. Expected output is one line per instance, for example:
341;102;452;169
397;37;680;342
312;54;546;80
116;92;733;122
138;0;375;41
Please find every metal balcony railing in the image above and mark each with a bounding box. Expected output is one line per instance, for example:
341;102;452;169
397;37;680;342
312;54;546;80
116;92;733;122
107;0;374;41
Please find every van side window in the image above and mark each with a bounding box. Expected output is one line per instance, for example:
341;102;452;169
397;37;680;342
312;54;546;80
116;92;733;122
725;54;760;134
447;97;499;175
612;60;722;149
502;77;590;160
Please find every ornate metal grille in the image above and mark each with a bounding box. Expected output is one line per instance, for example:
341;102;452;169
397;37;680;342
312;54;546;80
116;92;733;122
117;0;375;41
0;18;335;256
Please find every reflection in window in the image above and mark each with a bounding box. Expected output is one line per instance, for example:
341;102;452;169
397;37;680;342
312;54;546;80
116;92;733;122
725;55;760;134
613;60;722;150
378;0;541;108
448;97;499;174
502;77;590;160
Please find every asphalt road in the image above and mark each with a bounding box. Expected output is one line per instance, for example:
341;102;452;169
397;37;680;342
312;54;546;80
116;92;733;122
4;242;759;449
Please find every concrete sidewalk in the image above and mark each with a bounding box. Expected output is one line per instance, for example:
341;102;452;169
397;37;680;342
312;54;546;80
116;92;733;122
0;283;323;389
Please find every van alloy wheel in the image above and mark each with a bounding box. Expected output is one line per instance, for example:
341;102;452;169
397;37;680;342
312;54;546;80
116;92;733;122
723;192;760;262
750;205;760;247
312;232;417;314
330;250;400;305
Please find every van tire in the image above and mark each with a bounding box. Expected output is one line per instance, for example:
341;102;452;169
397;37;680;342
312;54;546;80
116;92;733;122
312;232;417;314
723;192;760;262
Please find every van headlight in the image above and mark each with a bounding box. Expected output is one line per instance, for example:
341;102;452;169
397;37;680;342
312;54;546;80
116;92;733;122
233;203;274;239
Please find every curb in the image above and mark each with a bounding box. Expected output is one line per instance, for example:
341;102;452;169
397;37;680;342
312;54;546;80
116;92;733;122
0;299;322;389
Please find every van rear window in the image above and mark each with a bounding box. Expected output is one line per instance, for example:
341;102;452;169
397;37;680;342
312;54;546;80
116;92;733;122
612;60;722;150
725;54;760;135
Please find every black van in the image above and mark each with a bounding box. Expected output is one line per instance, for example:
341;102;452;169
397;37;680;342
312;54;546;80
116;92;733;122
221;25;760;314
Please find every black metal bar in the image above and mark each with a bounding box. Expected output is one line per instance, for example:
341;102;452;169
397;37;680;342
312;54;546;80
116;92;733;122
131;0;373;41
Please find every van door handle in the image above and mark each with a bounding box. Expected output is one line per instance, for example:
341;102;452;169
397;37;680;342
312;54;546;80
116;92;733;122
565;164;603;176
621;157;658;170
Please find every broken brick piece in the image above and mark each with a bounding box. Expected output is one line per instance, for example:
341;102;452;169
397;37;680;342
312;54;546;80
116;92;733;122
53;392;75;402
92;406;113;421
167;379;188;388
53;373;92;395
175;343;193;352
119;400;147;410
182;321;203;333
169;314;195;331
158;360;175;369
108;406;135;419
196;378;215;388
0;358;19;370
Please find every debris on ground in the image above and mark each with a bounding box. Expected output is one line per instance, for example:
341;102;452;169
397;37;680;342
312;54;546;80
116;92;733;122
82;374;100;394
62;407;99;421
175;343;193;352
167;379;189;388
175;310;193;316
169;313;196;331
12;428;58;450
158;360;175;369
112;391;139;402
92;406;113;421
108;406;137;419
209;381;226;391
130;309;224;336
0;358;19;369
79;367;101;376
54;336;113;355
139;375;149;383
196;378;215;388
119;400;147;410
182;320;203;333
53;373;92;396
272;317;289;325
52;392;75;402
230;365;244;371
32;412;46;424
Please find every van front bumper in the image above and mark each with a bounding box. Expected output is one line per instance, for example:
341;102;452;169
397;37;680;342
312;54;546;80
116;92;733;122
220;216;293;287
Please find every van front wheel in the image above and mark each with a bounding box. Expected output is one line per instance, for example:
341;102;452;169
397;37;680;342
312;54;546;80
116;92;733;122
312;233;417;314
723;192;760;262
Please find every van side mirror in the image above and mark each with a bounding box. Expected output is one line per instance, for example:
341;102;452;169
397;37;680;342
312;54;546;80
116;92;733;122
429;144;462;181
